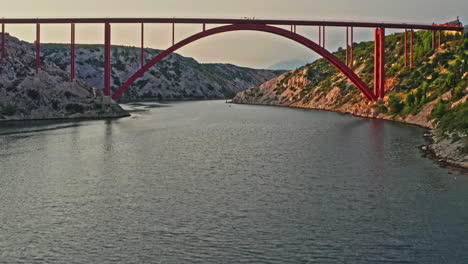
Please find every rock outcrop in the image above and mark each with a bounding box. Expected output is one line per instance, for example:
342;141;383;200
0;34;129;121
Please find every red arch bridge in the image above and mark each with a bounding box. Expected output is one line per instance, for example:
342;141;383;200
0;18;464;102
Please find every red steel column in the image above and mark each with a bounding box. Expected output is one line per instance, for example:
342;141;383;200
374;29;381;97
410;29;414;68
203;23;206;32
379;27;386;99
71;23;75;82
1;23;5;65
36;23;40;74
319;26;322;47
346;27;349;66
404;29;408;67
322;26;326;49
141;23;144;67
350;26;354;69
432;30;436;50
172;23;175;46
104;23;111;96
438;30;442;49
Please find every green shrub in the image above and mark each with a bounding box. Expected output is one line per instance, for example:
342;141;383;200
27;89;40;100
1;104;17;116
65;103;85;113
431;99;448;119
388;95;404;114
452;85;465;100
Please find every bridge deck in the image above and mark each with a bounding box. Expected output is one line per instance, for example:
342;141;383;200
0;18;463;31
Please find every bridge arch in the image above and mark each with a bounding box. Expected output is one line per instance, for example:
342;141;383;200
112;24;377;101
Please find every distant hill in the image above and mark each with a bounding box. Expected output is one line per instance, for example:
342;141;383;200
267;59;312;71
41;44;285;102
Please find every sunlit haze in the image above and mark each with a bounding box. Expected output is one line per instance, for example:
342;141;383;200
1;0;467;69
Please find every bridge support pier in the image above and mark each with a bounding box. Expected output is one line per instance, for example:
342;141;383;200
172;23;175;46
322;26;326;48
141;23;145;67
346;27;354;69
346;27;349;66
104;23;111;96
404;29;408;67
319;26;322;47
438;30;442;49
1;23;4;65
350;26;354;69
410;29;414;68
36;23;40;74
374;28;385;99
71;23;75;82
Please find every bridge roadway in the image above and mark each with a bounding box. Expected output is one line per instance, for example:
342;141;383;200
0;18;464;31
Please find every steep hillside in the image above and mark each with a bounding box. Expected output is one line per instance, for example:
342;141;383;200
0;34;128;121
42;44;284;101
234;30;468;168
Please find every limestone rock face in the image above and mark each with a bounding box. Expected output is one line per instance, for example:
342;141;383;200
41;44;284;101
0;34;129;121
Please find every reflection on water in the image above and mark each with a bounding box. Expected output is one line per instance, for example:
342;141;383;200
0;100;467;264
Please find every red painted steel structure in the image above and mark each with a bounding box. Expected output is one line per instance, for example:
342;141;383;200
172;23;175;46
36;23;40;74
104;23;111;96
141;23;145;67
1;23;5;65
0;18;463;101
374;29;380;97
322;26;326;48
346;26;354;69
0;18;462;31
71;23;75;82
410;29;414;68
346;27;349;66
438;30;442;49
112;24;377;101
318;26;322;47
404;29;408;67
350;26;354;69
374;28;386;99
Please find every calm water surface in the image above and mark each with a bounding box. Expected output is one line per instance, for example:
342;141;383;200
0;100;467;263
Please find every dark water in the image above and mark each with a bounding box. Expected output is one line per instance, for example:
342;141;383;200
0;100;467;264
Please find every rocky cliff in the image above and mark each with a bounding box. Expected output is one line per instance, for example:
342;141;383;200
42;44;284;101
234;31;468;168
0;34;128;121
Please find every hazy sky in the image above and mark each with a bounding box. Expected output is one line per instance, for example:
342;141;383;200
1;0;466;68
